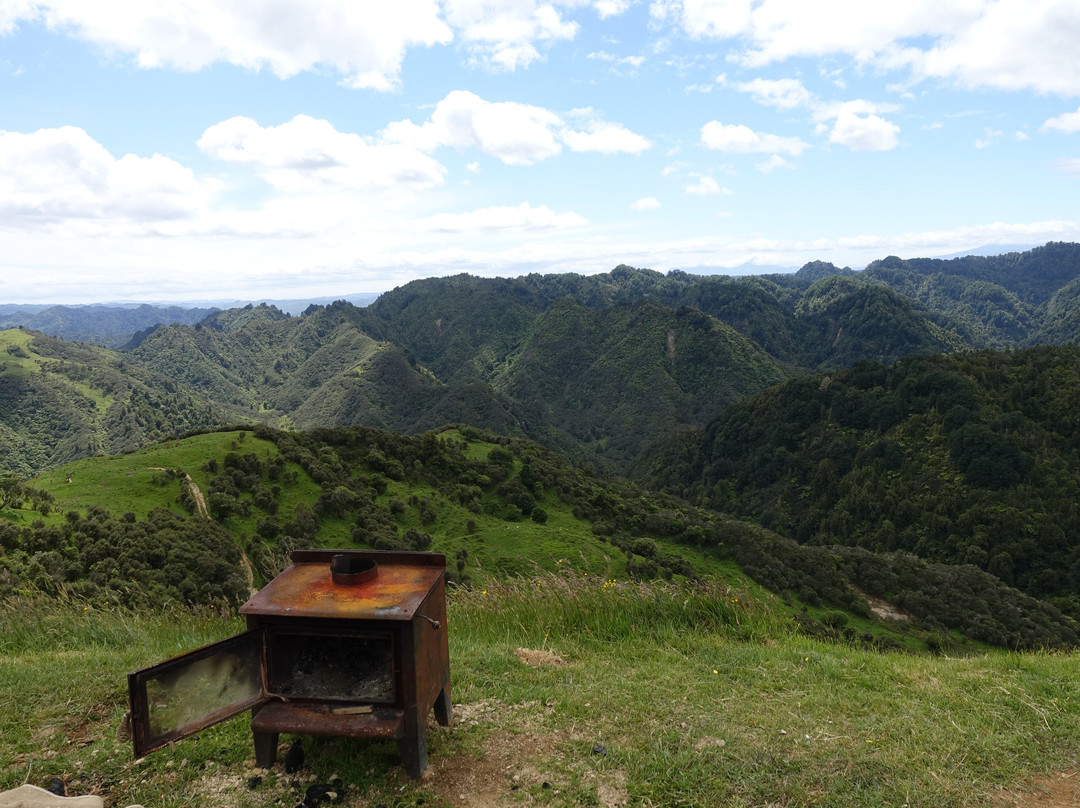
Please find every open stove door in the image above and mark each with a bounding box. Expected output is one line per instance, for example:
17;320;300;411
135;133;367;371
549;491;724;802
128;629;266;757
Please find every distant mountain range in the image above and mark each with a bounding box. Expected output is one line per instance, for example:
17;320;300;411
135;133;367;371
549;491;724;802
0;293;381;347
4;242;1080;482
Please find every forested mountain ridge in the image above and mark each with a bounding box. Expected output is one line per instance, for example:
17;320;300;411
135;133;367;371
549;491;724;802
0;329;238;476
3;242;1080;481
645;345;1080;618
127;295;790;474
0;303;220;348
355;242;1080;373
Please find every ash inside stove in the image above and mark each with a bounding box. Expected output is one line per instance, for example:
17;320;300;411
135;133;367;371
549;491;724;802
273;634;394;702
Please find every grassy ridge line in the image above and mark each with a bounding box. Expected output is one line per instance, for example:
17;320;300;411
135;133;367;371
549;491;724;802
21;427;726;590
1;578;1078;808
12;425;1076;651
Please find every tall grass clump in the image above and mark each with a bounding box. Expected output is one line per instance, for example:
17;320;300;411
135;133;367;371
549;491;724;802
449;567;792;651
0;592;243;660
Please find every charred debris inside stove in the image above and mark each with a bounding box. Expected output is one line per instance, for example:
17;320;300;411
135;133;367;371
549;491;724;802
127;550;452;778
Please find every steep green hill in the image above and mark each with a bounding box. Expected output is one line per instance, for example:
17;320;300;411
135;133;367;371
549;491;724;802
652;345;1080;619
0;329;236;476
3;425;1075;651
123;292;794;476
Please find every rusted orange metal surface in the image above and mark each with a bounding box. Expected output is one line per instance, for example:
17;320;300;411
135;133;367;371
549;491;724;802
240;550;443;621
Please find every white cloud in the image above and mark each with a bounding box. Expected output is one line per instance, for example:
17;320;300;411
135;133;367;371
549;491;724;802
724;76;900;155
755;154;793;172
741;2;976;67
735;77;814;110
811;98;899;124
701;121;809;156
650;0;753;39
586;50;645;67
593;0;632;18
561;119;651;154
1055;158;1080;175
382;91;562;165
424;202;587;232
382;91;650;163
827;111;900;151
1041;107;1080;135
653;0;1080;96
0;0;37;35
632;196;662;211
443;0;578;70
911;1;1080;95
5;0;452;91
0;125;215;230
684;175;730;195
198;115;446;192
975;128;1002;149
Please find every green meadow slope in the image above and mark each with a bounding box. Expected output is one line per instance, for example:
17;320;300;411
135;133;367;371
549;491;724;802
3;426;1075;652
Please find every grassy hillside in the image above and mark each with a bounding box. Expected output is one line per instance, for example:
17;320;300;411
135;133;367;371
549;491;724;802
4;425;1075;652
0;584;1077;807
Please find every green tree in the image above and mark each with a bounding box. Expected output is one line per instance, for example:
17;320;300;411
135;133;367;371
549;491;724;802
0;475;24;510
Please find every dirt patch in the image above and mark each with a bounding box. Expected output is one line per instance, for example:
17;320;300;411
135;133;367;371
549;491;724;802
993;772;1079;808
862;592;912;622
593;768;629;808
424;726;566;807
184;476;209;519
148;468;209;519
694;736;727;751
513;648;567;667
238;552;256;596
420;700;624;808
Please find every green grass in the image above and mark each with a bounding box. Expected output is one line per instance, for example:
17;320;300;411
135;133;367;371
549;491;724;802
0;330;43;378
1;575;1077;808
30;431;280;521
0;329;114;415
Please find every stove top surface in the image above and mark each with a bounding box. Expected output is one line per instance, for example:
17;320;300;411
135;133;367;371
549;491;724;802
240;550;445;621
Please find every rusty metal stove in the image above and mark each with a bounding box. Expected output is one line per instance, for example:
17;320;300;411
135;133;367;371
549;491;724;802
127;550;452;778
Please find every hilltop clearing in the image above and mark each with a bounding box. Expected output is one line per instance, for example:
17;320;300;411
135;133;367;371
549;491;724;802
0;582;1077;808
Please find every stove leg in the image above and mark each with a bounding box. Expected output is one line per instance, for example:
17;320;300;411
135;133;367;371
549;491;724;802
434;682;452;726
398;730;428;779
253;729;279;769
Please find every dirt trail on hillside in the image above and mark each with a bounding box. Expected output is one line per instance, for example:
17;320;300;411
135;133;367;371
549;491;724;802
184;474;209;519
147;468;209;519
148;467;253;593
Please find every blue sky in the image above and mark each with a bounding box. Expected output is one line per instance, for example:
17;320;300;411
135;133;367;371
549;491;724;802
1;0;1079;304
